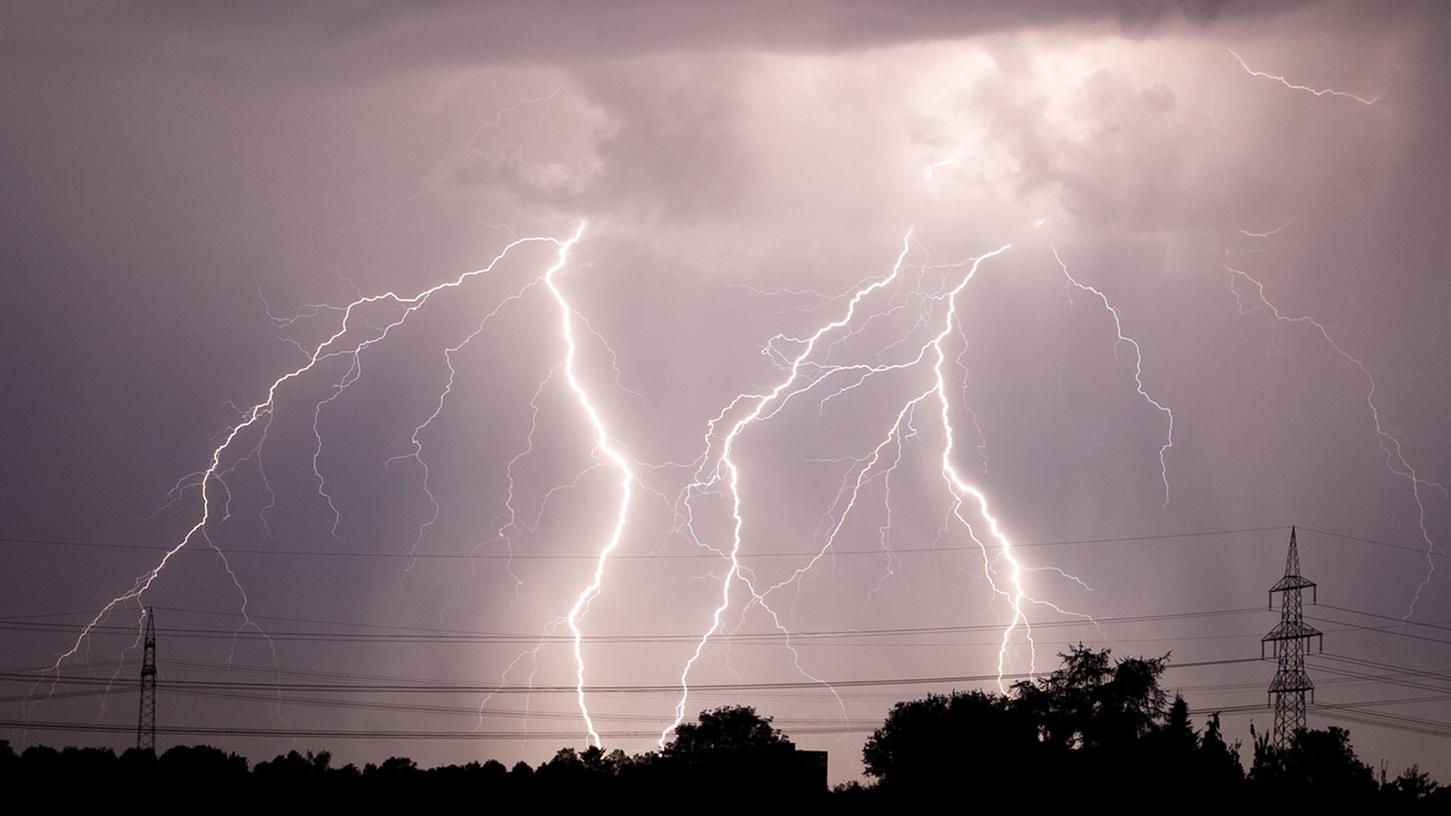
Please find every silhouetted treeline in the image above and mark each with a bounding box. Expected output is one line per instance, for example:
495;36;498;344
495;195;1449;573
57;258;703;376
2;646;1445;807
842;644;1447;809
0;705;825;805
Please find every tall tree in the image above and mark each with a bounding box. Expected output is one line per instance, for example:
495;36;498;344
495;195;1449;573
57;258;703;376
665;705;794;755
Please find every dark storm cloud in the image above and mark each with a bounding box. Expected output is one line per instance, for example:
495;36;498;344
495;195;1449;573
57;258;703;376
5;1;1311;76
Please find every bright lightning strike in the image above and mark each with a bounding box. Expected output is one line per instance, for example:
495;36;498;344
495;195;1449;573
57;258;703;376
538;222;641;750
1053;247;1175;506
1224;46;1381;106
920;243;1101;689
39;231;573;694
661;230;1093;746
663;231;922;744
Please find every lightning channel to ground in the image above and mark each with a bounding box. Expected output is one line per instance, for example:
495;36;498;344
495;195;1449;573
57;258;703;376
34;232;575;710
1227;265;1446;617
659;230;1099;747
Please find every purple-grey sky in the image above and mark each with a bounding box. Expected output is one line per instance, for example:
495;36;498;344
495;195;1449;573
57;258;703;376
2;1;1448;784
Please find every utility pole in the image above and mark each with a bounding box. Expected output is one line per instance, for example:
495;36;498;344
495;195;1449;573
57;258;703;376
1262;527;1322;748
137;607;156;753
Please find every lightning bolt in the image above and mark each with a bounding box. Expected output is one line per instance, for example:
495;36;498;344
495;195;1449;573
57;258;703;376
1053;247;1175;506
39;232;572;697
326;86;565;239
861;405;919;618
1238;217;1297;239
1225;46;1381;106
925;243;1068;689
925;146;965;180
536;222;640;749
662;229;1092;748
386;277;548;576
445;365;560;616
463;83;565;152
663;231;922;743
37;39;1429;764
1174;53;1218;125
1227;265;1446;616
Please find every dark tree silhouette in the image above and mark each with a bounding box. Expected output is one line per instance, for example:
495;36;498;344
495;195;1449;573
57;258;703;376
1158;694;1197;753
1383;765;1441;805
654;705;821;801
1252;725;1378;804
254;748;330;783
666;705;794;755
863;645;1262;803
2;688;1443;807
862;689;1037;791
1011;643;1169;751
158;743;249;789
1199;712;1247;787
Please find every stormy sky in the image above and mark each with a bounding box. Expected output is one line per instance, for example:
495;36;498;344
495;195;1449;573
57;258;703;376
2;1;1448;783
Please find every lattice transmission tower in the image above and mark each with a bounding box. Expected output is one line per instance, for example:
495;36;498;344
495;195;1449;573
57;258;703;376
137;607;157;753
1261;527;1322;748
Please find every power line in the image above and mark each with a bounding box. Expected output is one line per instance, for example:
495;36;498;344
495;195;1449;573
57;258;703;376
14;652;1436;707
7;603;1438;651
0;525;1296;561
0;606;1266;645
0;656;1265;696
1313;664;1451;697
1296;526;1449;561
1320;710;1451;740
2;619;1403;662
1318;652;1451;684
6;524;1447;750
11;688;1451;743
1306;614;1451;648
5;523;1439;563
0;720;721;741
1317;603;1451;634
15;671;1450;730
1184;701;1451;741
1313;653;1451;689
